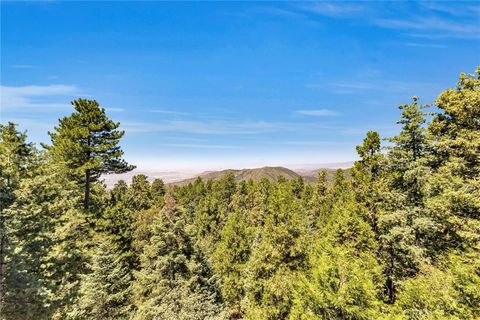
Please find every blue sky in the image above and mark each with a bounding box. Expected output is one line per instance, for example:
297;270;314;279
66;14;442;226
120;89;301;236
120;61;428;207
1;1;479;170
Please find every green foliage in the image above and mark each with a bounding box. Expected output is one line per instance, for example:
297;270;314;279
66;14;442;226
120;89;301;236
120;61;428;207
193;173;237;255
213;193;254;318
70;238;133;320
0;123;46;320
291;176;382;320
391;254;480;320
132;193;223;320
244;181;308;319
393;264;459;319
2;68;479;320
291;247;383;320
44;98;134;210
426;69;480;252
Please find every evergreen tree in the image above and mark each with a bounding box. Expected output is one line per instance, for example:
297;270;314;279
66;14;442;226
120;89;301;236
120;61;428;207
388;97;431;206
109;179;128;205
352;130;419;304
291;172;383;320
194;173;237;255
291;247;383;320
2;167;62;320
151;178;166;206
131;207;160;259
43;180;88;318
0;123;45;320
213;187;255;318
393;263;461;319
351;131;385;238
44;98;134;211
132;193;223;320
100;197;136;268
126;175;154;212
244;181;308;319
71;238;133;320
426;68;480;252
374;98;435;304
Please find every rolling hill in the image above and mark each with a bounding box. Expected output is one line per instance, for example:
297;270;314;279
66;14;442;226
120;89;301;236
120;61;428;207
170;166;347;186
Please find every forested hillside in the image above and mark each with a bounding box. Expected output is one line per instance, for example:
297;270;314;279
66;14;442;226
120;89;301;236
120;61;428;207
170;166;329;186
1;69;479;319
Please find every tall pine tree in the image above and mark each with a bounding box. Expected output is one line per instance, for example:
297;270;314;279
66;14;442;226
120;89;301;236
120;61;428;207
44;99;134;211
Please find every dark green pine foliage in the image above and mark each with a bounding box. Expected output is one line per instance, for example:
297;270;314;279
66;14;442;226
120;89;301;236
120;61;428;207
102;175;155;258
99;175;164;296
351;131;385;239
249;177;271;228
100;182;136;269
427;69;480;252
70;237;133;320
174;177;207;230
132;193;223;320
131;207;159;260
388;97;432;207
398;69;480;319
109;179;128;205
194;173;237;255
125;175;154;212
44;99;134;211
213;183;255;319
0;123;45;320
351;131;412;305
2;164;70;320
304;169;330;232
151;178;166;206
244;180;308;319
376;97;434;304
41;168;88;319
291;171;383;319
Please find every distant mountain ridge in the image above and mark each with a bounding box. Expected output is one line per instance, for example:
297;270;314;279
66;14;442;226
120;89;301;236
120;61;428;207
102;164;353;188
170;166;346;186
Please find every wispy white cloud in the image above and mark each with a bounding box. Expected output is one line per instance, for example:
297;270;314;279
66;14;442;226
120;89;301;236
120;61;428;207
340;125;398;137
296;109;339;116
149;108;189;115
307;81;377;94
297;2;365;17
307;79;436;95
0;84;81;110
159;143;241;149
278;140;346;146
373;16;480;39
419;2;479;17
122;117;338;136
402;42;447;48
332;82;377;91
12;64;36;69
2;84;78;96
106;107;124;112
255;6;305;18
122;119;287;135
285;1;479;40
2;117;54;131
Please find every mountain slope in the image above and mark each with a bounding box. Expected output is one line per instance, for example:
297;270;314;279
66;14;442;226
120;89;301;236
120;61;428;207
171;166;301;185
169;166;351;186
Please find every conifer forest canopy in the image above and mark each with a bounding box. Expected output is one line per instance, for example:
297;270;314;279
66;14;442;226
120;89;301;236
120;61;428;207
0;68;479;319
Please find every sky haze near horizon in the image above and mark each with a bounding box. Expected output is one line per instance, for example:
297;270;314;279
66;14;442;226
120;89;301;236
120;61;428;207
1;1;479;170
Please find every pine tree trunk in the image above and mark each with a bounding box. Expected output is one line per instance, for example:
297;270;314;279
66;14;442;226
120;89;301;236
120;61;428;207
85;169;91;211
386;246;395;304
